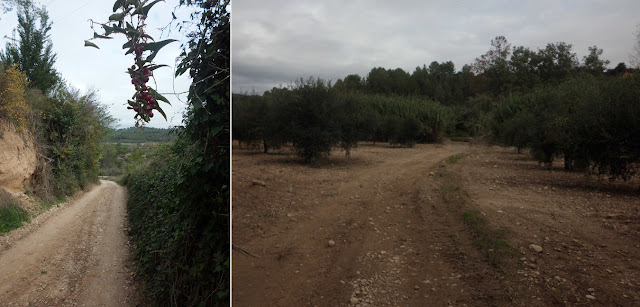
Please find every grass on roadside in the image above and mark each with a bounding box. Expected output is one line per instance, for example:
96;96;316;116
37;195;66;212
447;153;464;164
463;210;512;269
0;189;30;234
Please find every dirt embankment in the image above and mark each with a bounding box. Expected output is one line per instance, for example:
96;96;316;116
232;143;640;306
0;119;36;193
0;180;137;306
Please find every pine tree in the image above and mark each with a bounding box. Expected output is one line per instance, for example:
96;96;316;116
0;0;59;95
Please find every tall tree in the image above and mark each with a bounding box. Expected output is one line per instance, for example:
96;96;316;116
0;0;59;94
631;24;640;68
473;36;513;95
536;42;578;83
582;45;610;75
0;0;23;19
510;45;540;90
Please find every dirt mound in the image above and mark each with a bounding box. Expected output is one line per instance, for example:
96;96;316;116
0;120;36;193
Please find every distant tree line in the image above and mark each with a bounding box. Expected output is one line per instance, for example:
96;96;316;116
106;127;176;143
234;35;640;180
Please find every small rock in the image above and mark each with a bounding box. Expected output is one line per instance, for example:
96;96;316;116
251;180;266;187
588;288;595;292
350;297;359;304
529;244;543;253
428;172;435;176
414;285;420;290
328;240;336;247
586;295;596;300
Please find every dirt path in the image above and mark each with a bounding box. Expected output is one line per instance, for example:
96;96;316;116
0;180;136;306
452;147;640;305
233;143;640;306
233;143;513;305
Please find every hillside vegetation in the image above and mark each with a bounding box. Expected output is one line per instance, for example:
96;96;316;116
0;66;111;201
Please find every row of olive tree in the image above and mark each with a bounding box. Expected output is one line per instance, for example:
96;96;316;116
233;78;451;163
492;76;640;180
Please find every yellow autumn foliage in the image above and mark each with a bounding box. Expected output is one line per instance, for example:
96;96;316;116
0;66;30;130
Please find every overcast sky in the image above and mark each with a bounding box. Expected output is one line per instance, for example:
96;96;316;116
0;0;196;129
233;0;640;94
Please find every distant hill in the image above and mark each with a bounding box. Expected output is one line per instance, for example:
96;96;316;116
106;127;177;143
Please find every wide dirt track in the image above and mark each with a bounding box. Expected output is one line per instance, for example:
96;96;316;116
0;180;136;306
232;142;640;306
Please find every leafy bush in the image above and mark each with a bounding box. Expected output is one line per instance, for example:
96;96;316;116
30;88;112;197
0;65;30;130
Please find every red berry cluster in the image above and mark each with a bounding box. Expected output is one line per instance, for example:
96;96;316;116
129;44;157;119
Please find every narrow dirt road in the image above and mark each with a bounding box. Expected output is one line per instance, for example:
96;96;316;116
0;180;136;306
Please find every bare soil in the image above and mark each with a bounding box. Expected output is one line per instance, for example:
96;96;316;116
232;142;640;306
0;180;137;306
0;119;36;193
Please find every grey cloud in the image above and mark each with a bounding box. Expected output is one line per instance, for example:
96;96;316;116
233;0;640;94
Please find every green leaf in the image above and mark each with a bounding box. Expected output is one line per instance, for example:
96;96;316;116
192;97;203;110
132;0;163;17
148;87;171;105
144;39;177;53
93;32;112;39
146;50;158;62
210;125;223;136
102;25;127;35
84;40;100;49
112;0;125;12
148;64;169;71
141;34;155;41
155;104;167;120
108;12;125;21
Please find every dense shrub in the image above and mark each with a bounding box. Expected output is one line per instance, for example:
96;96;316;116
30;88;112;197
124;0;230;304
0;65;30;129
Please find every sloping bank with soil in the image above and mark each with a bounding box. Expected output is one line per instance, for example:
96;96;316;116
0;119;39;232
